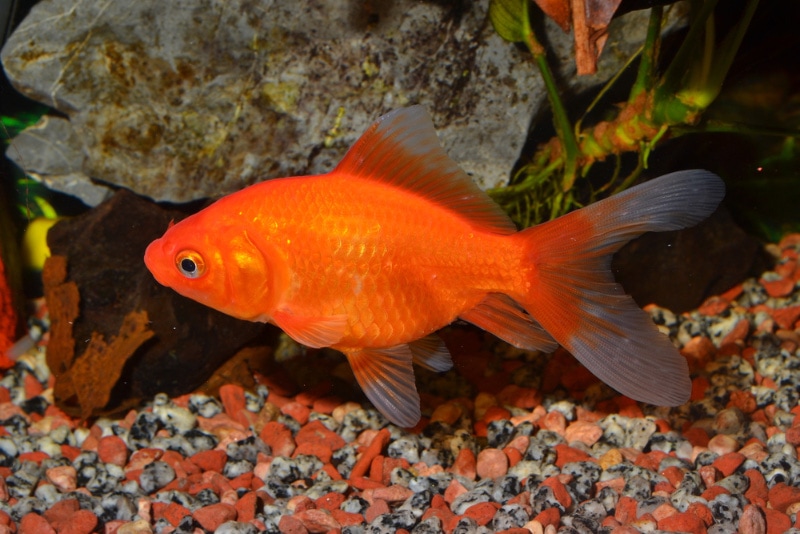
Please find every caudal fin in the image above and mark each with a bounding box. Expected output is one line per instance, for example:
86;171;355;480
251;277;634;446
515;170;725;405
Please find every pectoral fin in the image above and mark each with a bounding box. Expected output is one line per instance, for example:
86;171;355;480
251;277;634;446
272;310;347;349
345;345;421;427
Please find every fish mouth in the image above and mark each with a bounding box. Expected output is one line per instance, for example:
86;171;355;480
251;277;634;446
143;239;169;286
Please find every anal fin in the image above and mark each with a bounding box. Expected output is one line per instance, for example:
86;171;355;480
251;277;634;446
345;345;421;427
460;293;559;353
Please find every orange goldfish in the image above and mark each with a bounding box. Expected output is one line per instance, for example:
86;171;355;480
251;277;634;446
145;106;725;427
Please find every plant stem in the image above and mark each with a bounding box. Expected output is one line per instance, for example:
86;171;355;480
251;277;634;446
524;20;580;192
629;6;663;104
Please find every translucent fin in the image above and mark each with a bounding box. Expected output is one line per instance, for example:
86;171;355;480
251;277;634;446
516;171;725;405
271;310;347;349
333;106;517;234
409;335;453;372
460;294;558;353
345;345;421;427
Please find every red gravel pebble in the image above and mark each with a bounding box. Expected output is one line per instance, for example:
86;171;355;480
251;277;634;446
554;443;592;467
316;492;346;511
772;305;800;330
785;425;800;446
190;449;227;473
43;497;79;525
541;475;572;509
46;464;77;492
615;496;638;523
371;484;413;503
97;435;129;467
476;448;508;479
281;401;311;425
660;465;686;488
259;421;296;457
727;390;758;414
701;485;729;502
463;501;500;526
635;450;667;471
711;452;746;477
533;507;561;528
350;428;391;479
657;511;706;534
764;507;792;534
686;502;714;527
744;468;769;506
541;410;566;434
20;513;55;534
564;420;603;446
698;295;730;315
293;440;334;464
761;276;794;298
192;503;237;532
330;509;366;527
349;475;384;490
235;491;259;523
19;451;49;464
739;504;766;534
126;448;163;471
503;445;523;467
444;478;468;504
294;508;341;532
768;482;800;512
450;448;477;480
296;420;346;450
278;514;309;534
496;384;540;408
364;498;390;522
159;502;191;526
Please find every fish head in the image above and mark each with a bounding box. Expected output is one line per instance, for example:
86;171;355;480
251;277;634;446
144;209;287;323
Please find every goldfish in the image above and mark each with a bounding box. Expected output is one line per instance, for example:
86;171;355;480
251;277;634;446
145;106;725;427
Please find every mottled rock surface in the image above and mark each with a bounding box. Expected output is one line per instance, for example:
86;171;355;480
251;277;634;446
2;0;664;205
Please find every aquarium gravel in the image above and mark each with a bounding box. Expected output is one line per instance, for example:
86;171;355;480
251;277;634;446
1;234;800;534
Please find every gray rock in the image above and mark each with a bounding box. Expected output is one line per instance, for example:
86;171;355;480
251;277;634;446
412;517;444;534
369;510;417;532
139;461;176;494
490;503;529;530
188;393;223;418
4;115;109;206
388;435;421;464
2;0;668;206
215;522;260;534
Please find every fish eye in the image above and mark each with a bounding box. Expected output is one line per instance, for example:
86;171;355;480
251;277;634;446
175;250;206;279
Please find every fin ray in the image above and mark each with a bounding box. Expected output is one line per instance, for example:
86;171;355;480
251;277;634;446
460;294;558;353
334;106;517;234
346;345;421;427
409;335;453;372
271;310;347;348
515;171;725;405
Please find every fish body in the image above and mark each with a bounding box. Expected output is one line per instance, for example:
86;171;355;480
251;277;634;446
145;106;725;426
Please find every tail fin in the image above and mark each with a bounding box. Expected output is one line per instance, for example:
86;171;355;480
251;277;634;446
515;170;725;405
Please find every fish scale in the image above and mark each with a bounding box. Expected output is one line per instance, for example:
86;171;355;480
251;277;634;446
245;175;519;349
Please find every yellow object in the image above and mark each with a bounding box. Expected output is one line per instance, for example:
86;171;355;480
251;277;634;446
22;217;61;271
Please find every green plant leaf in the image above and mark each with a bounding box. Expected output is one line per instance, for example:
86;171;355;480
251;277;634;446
490;0;529;43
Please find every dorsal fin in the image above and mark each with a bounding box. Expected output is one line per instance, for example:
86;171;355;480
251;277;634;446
333;106;517;234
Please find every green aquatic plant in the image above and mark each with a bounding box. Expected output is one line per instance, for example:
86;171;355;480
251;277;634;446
487;0;762;227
